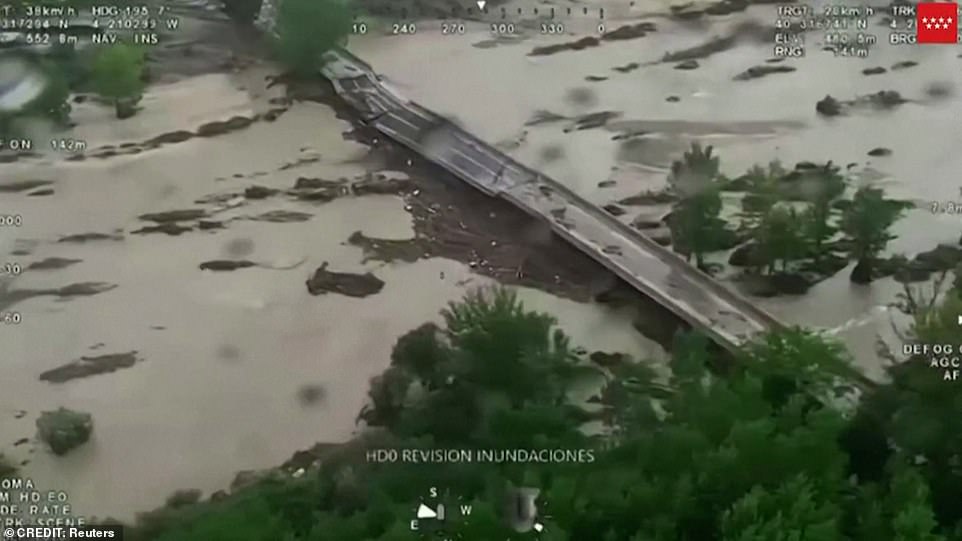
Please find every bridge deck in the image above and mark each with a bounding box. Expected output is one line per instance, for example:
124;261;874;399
320;49;784;351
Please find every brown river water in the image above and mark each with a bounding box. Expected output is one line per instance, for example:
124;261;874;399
1;0;959;521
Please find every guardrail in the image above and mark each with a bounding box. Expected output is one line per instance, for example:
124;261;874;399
321;48;785;350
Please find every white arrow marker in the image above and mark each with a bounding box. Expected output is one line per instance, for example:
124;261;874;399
476;0;486;10
417;504;437;519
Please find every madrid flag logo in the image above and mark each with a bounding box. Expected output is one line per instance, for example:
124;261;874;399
917;2;958;43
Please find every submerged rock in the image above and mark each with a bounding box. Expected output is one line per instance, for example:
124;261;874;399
55;282;117;297
0;179;53;193
612;62;639;73
351;174;414;196
244;185;278;199
131;223;193;236
36;408;93;455
138;209;207;223
529;36;600;56
662;35;736;62
602;204;627;216
589;351;627;367
733;64;796;81
199;260;257;271
630;214;663;230
291;178;345;201
618;189;676;206
567;111;621;132
198;220;225;230
39;351;140;383
704;0;749;15
600;21;656;41
58;232;123;243
146;130;193;145
306;262;385;298
862;66;886;75
863;90;906;108
293;177;344;190
867;147;892;157
28;257;82;270
195;116;254;137
249;210;313;223
674;60;699;70
914;243;962;271
816;95;843;116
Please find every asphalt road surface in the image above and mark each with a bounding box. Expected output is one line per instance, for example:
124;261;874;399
322;49;783;350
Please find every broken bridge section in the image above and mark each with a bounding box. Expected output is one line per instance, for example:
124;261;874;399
320;48;784;352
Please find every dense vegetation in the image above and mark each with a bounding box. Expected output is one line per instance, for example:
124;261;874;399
271;0;352;75
664;143;913;292
0;0;352;136
124;282;962;540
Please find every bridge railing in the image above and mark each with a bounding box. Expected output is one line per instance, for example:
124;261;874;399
323;48;785;342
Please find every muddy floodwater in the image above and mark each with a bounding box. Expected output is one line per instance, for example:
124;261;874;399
0;65;663;520
2;0;960;522
350;1;962;378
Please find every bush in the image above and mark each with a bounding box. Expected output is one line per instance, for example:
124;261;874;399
36;407;93;455
90;44;145;117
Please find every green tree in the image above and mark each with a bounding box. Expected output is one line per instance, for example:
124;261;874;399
845;285;962;533
738;161;786;224
1;58;72;137
803;195;837;263
90;43;145;118
754;206;807;274
125;289;956;541
841;186;907;283
668;143;725;268
27;59;72;124
273;0;352;76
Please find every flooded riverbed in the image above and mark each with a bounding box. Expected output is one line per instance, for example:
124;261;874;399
0;65;664;520
349;3;962;376
3;0;959;521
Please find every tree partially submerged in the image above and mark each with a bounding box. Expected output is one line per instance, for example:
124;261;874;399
754;205;807;274
91;44;145;119
667;143;728;268
36;407;93;455
842;186;909;283
273;0;352;76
